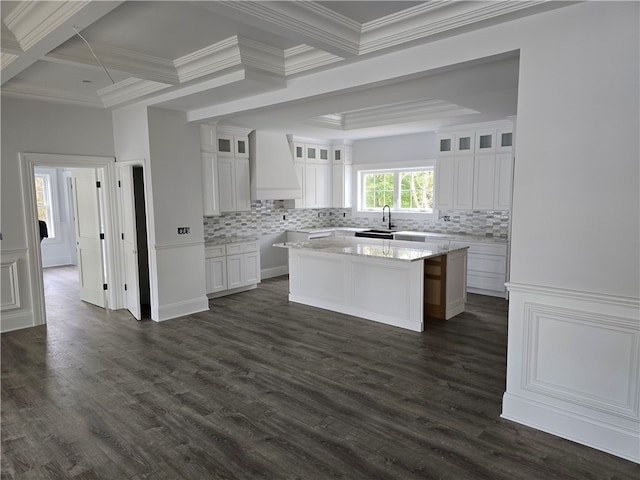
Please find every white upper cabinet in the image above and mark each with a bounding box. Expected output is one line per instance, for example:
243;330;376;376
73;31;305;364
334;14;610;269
496;127;514;153
332;164;352;208
293;140;332;163
435;156;455;209
473;154;497;210
436;155;475;210
218;157;251;213
438;133;455;156
201;151;220;216
293;142;305;161
475;129;496;153
473;153;514;210
332;144;352;164
217;132;249;157
217;133;234;156
453;155;474;210
437;121;514;211
454;131;475;154
494;153;514;210
200;125;217;152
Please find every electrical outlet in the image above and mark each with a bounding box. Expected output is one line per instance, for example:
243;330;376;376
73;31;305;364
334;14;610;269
443;215;451;222
177;226;191;234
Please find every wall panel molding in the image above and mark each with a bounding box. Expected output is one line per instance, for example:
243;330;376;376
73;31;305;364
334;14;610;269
1;259;22;311
503;282;640;463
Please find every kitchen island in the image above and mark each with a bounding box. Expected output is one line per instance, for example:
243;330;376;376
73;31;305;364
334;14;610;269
275;236;468;332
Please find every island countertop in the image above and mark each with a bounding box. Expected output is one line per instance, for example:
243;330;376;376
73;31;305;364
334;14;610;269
274;236;468;262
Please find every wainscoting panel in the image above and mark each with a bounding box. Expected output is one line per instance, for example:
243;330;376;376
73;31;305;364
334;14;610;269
1;259;21;311
503;282;640;463
0;248;39;333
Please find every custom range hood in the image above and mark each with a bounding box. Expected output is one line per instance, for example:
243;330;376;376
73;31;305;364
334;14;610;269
249;131;301;200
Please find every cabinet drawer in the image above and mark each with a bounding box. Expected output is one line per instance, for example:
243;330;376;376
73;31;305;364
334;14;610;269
226;241;258;255
467;271;506;292
205;245;226;258
465;242;507;256
468;253;506;274
243;241;258;253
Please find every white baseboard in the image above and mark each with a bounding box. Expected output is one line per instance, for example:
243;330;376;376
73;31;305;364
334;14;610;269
502;392;639;463
261;265;288;279
154;296;209;322
0;310;40;333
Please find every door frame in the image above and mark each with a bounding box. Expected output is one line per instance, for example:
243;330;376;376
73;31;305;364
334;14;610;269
19;152;122;325
116;159;151;320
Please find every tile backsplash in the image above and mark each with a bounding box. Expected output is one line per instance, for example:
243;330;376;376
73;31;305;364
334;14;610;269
204;201;510;240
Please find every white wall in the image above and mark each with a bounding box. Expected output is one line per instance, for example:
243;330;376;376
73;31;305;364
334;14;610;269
510;5;639;296
0;98;114;332
500;2;639;462
353;131;438;165
145;107;208;320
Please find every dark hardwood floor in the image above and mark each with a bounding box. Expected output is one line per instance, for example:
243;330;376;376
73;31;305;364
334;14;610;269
2;265;638;479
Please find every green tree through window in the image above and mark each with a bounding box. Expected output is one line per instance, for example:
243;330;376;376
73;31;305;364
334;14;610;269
361;168;434;212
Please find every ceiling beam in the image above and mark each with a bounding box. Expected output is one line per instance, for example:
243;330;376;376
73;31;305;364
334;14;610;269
1;0;123;85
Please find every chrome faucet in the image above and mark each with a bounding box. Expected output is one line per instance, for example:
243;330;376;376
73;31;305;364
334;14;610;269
382;204;393;230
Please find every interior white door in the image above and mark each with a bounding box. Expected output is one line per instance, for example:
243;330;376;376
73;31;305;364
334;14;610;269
71;169;106;308
118;165;141;320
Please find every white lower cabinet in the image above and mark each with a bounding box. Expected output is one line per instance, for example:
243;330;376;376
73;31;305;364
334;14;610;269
453;240;508;297
205;240;260;297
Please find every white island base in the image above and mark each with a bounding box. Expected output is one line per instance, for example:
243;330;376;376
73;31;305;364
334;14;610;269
284;239;468;332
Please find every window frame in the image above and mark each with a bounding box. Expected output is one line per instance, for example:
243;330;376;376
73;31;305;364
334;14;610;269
354;160;438;222
34;171;57;240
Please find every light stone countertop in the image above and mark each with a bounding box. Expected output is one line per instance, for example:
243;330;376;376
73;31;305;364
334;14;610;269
205;236;258;246
274;236;468;262
287;226;507;244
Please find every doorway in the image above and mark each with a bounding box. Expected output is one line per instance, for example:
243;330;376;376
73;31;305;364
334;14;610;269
20;153;124;325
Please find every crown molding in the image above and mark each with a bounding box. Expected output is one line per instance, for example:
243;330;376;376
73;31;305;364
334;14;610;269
46;37;178;85
360;1;543;55
1;81;102;108
175;36;285;83
1;35;23;54
218;1;360;57
5;1;90;52
284;45;344;76
0;53;19;69
174;36;241;83
97;77;171;108
237;37;285;77
308;99;479;131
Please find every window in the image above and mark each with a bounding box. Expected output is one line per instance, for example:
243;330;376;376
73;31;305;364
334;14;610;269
359;167;434;213
34;173;55;238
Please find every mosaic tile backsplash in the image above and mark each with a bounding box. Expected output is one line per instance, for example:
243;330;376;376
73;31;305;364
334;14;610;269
204;201;510;241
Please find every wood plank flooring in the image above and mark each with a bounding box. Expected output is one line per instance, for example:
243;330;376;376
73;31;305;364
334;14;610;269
2;265;638;479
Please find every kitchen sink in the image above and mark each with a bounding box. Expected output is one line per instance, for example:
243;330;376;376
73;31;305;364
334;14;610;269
355;229;396;239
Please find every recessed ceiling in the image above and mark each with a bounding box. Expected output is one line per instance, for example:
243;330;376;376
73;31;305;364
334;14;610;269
316;1;424;23
1;1;568;139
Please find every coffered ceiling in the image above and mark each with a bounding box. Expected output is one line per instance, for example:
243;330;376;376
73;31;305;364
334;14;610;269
1;1;567;139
